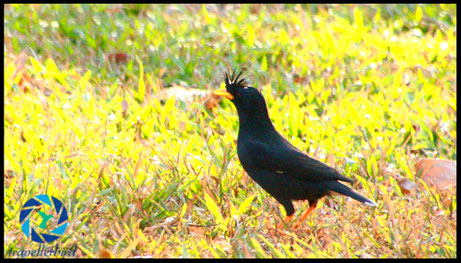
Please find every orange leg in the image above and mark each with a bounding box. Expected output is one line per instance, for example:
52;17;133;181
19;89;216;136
276;214;295;229
293;201;318;229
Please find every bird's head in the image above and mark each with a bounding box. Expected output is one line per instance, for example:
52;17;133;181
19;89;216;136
213;68;273;132
213;68;268;115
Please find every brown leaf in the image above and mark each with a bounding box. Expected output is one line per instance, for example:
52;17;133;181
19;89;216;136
203;92;222;111
158;67;167;78
294;75;308;84
108;53;130;64
249;4;262;14
18;72;32;91
316;228;331;249
189;224;207;237
20;130;27;142
134;199;143;211
13;51;29;72
121;98;129;116
98;248;112;258
4;170;16;180
416;158;456;190
398;178;417;194
326;152;335;167
106;5;123;14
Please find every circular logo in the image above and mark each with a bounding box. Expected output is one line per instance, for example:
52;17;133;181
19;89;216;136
19;195;68;243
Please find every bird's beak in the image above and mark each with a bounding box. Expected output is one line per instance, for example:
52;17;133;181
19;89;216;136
213;89;234;100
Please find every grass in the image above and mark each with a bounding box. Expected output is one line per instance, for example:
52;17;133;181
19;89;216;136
4;4;456;258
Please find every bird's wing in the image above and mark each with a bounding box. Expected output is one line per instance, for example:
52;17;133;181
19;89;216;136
242;139;354;183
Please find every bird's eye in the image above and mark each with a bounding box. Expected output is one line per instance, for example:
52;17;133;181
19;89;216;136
235;92;241;98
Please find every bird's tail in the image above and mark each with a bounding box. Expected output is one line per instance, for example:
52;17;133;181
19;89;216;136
329;181;377;207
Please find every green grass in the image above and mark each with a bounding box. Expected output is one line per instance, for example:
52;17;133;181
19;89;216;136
4;4;456;258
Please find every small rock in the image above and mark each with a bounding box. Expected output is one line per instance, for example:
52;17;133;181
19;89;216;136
398;178;417;194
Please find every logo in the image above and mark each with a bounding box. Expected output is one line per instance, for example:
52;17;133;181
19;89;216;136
19;195;68;243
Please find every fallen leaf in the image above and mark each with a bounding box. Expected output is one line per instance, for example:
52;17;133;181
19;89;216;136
326;152;335;167
158;67;167;78
203;92;222;111
316;228;331;249
98;248;112;258
106;5;123;14
416;158;456;190
108;53;130;64
4;170;16;180
249;4;262;14
134;199;143;211
121;98;129;112
13;51;29;74
293;75;308;84
188;225;206;236
18;72;32;91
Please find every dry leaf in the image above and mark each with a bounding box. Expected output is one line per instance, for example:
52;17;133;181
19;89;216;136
135;199;143;211
326;152;335;167
98;248;113;258
158;67;167;78
294;75;308;84
18;72;32;91
121;99;129;116
4;170;16;180
203;92;222;111
188;225;205;236
121;98;129;110
416;158;456;190
108;53;130;64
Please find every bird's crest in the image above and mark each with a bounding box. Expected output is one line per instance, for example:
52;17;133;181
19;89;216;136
225;68;248;88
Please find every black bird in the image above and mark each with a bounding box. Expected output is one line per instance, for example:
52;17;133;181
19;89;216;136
214;69;377;228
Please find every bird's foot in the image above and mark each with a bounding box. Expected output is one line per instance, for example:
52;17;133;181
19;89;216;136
275;214;294;232
292;202;317;229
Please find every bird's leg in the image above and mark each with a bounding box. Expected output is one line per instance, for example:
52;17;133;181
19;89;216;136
293;201;318;229
276;214;294;229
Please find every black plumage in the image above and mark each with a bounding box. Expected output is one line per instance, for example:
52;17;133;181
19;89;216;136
214;69;377;227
